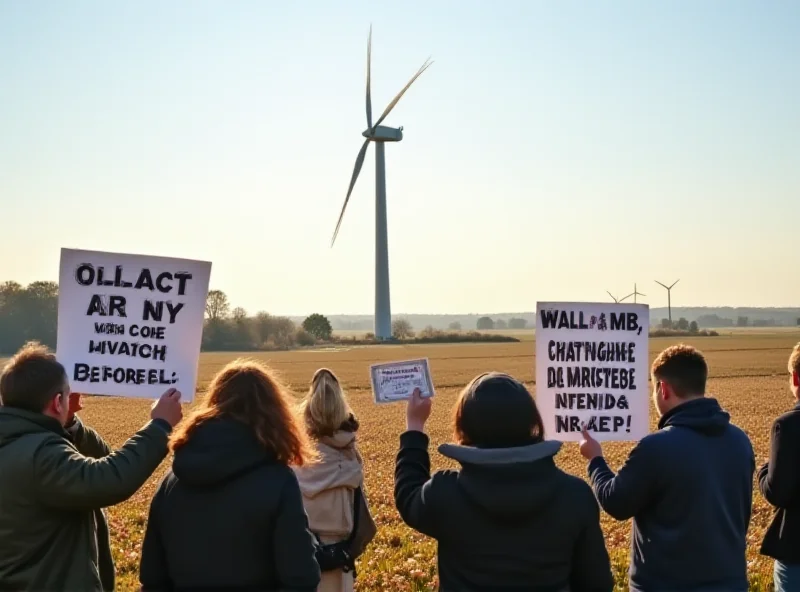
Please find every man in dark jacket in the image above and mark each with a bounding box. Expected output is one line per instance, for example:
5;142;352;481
580;344;755;592
758;342;800;591
0;341;183;591
395;377;613;592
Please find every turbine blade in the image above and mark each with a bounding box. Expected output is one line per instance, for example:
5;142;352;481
621;293;633;302
671;279;680;289
606;291;618;303
331;139;371;247
655;280;668;289
366;25;373;129
372;57;433;129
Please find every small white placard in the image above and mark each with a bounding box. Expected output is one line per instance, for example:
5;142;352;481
370;358;435;404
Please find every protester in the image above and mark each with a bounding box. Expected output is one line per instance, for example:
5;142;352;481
758;342;800;591
0;341;182;592
580;344;755;592
138;358;321;590
394;372;614;591
294;368;373;592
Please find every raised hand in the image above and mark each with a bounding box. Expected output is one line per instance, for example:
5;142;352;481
406;388;432;433
150;388;183;427
579;426;603;461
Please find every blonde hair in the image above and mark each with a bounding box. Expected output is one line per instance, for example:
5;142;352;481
170;359;317;467
300;368;353;439
789;343;800;375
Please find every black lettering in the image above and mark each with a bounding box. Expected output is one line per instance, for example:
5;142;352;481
89;340;104;354
611;312;625;331
148;369;159;384
626;313;639;332
152;344;167;361
109;295;127;318
126;368;138;384
135;269;155;291
613;416;625;432
541;309;559;329
86;294;108;316
555;392;568;408
599;416;611;432
569;416;580;431
174;272;193;296
166;302;184;324
75;264;95;286
143;300;163;322
617;395;629;409
556;415;569;433
156;272;173;293
74;363;90;381
137;369;146;384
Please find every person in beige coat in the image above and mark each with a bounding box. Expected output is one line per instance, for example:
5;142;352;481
294;368;364;592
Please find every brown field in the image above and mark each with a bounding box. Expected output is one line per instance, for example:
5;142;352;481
3;331;799;591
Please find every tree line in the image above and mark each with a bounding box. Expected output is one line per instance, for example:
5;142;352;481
0;282;517;355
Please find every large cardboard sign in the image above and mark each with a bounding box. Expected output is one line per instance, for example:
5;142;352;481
535;302;650;442
370;358;435;404
56;248;211;401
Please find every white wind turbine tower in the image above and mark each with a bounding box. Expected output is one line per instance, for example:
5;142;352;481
330;26;433;340
655;279;680;326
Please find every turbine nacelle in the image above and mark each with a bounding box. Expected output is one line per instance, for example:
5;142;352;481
363;125;403;142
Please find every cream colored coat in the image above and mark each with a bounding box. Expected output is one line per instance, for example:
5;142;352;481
293;431;363;592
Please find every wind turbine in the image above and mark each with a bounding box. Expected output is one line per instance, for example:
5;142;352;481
655;279;679;326
624;283;646;304
330;26;433;341
607;291;631;303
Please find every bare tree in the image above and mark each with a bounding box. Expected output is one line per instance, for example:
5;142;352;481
205;290;230;321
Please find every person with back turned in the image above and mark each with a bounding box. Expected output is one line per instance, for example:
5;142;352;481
758;342;800;591
580;344;755;592
0;341;183;592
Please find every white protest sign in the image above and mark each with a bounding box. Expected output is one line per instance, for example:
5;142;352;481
535;302;650;442
56;248;211;401
370;358;435;404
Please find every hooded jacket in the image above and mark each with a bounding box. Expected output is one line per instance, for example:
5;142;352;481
139;416;321;592
0;407;170;592
588;397;755;592
395;430;613;592
293;422;364;592
758;402;800;564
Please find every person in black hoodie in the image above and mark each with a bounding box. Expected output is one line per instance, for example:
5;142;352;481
139;359;321;591
580;344;755;592
758;342;800;591
394;372;613;592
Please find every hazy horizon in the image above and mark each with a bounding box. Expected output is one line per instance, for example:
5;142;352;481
2;1;798;315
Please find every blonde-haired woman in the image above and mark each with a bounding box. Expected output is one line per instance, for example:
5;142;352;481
294;368;366;592
139;359;321;591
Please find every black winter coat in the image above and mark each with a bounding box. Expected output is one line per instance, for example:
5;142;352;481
139;417;321;591
759;402;800;564
588;397;754;592
394;430;613;592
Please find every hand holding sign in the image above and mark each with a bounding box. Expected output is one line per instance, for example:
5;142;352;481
579;425;603;461
406;388;432;433
150;388;184;427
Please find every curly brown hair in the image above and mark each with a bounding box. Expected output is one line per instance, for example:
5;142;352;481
651;344;707;398
170;359;317;466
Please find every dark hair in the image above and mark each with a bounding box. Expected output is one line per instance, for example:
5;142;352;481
651;344;707;398
0;341;67;413
453;372;544;448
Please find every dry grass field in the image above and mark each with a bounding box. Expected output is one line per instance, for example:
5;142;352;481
3;331;798;591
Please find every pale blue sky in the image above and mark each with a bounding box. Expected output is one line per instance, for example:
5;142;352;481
1;1;798;315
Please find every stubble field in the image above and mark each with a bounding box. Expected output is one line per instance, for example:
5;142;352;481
4;330;797;591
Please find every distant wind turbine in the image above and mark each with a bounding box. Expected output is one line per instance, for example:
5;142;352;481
655;279;680;326
330;25;433;341
607;291;631;303
623;283;646;304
